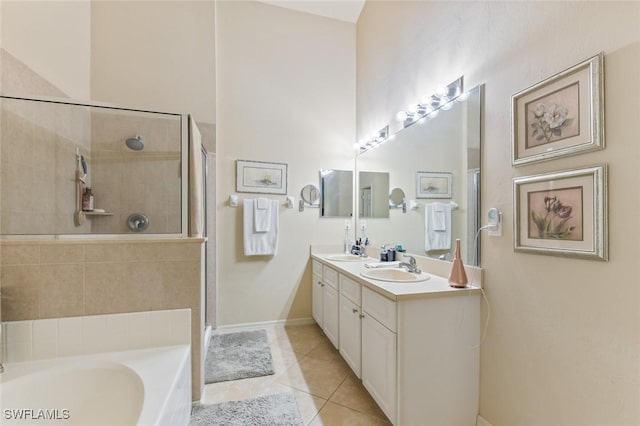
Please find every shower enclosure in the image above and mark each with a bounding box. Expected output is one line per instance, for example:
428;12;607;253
0;95;188;236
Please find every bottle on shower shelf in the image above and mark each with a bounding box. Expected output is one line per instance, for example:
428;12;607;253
82;187;94;211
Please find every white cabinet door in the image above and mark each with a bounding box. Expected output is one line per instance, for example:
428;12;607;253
362;313;397;424
312;278;324;327
323;283;340;349
339;293;361;378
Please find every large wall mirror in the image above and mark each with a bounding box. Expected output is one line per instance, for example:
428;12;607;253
355;84;483;265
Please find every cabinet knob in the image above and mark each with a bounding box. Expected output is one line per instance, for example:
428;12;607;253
319;281;325;286
352;308;358;314
359;313;365;319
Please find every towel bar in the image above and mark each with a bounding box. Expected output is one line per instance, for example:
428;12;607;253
229;195;294;209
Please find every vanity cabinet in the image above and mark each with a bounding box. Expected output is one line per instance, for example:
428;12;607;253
311;260;323;325
311;255;480;426
361;287;397;423
311;260;340;349
339;275;362;377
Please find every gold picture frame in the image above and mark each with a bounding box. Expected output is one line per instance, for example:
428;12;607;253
512;53;604;166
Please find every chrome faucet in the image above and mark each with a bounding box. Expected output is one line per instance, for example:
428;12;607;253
399;255;421;274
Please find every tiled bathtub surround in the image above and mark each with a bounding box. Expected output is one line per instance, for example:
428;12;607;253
0;238;205;400
2;308;190;363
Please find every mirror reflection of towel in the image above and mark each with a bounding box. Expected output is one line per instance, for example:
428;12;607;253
425;202;451;251
432;204;446;231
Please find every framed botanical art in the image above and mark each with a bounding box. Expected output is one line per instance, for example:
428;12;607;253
236;160;288;195
416;171;452;199
513;165;607;261
512;52;604;166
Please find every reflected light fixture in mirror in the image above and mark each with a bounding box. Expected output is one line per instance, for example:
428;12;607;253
397;76;464;128
356;125;390;153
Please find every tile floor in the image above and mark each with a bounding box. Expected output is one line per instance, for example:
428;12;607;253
201;323;392;425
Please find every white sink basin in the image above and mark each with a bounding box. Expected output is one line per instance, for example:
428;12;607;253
326;254;370;262
361;268;430;283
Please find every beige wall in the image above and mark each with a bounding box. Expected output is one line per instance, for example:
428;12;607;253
1;0;91;100
0;239;205;400
90;1;216;151
216;1;355;326
357;2;640;425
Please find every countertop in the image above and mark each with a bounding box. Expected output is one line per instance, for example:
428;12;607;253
311;251;481;301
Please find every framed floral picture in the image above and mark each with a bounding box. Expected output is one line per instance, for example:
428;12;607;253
236;160;288;195
513;165;607;261
512;53;604;166
416;171;452;199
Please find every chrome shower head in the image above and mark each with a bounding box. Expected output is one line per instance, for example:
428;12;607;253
125;135;144;151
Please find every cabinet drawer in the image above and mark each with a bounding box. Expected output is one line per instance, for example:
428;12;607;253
340;274;361;306
323;266;338;290
312;259;323;278
362;287;397;332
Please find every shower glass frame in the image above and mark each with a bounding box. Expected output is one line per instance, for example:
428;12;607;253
0;94;189;239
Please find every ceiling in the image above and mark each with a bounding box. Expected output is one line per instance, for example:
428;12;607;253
258;0;366;23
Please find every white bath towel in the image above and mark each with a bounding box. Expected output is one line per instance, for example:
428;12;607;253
254;197;271;233
244;199;279;256
425;202;451;251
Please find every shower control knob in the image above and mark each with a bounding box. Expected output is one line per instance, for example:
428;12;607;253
127;213;149;232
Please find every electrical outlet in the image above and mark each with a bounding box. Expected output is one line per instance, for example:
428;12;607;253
360;220;367;231
487;208;502;237
344;220;351;230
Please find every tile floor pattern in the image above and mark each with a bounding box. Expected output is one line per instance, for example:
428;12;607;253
202;324;392;425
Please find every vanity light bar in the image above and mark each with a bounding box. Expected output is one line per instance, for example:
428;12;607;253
397;76;464;128
357;125;390;153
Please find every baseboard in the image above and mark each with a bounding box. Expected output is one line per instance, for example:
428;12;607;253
476;415;493;426
214;317;315;333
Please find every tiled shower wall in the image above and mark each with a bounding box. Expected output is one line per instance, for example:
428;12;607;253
90;109;182;234
1;50;183;236
0;238;205;400
0;98;92;235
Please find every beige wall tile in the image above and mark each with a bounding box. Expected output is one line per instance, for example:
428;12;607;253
40;244;83;264
39;264;84;318
84;262;126;315
1;245;40;265
125;242;201;262
83;243;126;262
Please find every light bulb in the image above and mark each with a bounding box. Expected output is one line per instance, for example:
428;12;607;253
396;111;408;121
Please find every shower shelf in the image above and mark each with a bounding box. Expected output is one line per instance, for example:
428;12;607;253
84;211;114;216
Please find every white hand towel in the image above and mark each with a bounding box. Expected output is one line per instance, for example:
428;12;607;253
432;202;447;231
244;199;279;256
425;203;451;251
254;197;271;232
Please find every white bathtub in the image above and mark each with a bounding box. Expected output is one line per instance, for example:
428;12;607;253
0;345;191;426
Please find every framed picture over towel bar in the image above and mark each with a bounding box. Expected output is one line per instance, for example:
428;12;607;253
416;171;452;199
236;160;288;195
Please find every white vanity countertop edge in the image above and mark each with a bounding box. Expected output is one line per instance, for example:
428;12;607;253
311;253;481;301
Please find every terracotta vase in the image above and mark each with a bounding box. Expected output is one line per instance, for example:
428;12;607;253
448;239;468;288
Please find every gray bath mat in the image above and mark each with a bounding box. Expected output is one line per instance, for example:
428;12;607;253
190;392;303;426
205;329;275;383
